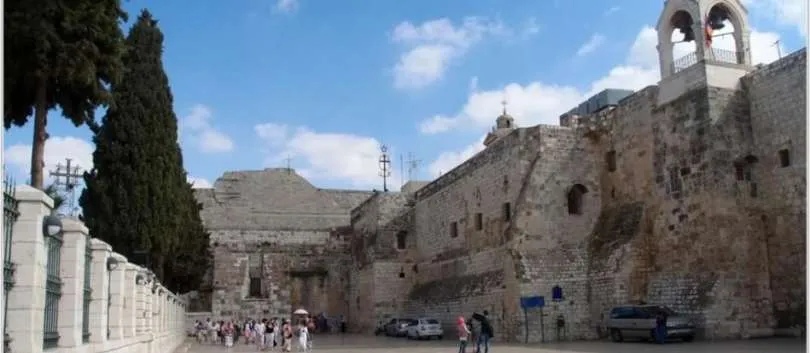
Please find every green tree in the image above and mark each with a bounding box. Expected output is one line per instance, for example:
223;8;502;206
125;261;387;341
163;179;211;293
43;183;66;213
4;0;127;189
80;10;209;290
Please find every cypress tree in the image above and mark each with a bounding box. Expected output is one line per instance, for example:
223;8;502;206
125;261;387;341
80;10;208;289
4;0;127;189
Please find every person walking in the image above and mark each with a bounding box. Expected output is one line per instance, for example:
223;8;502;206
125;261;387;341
297;320;310;352
282;319;293;352
473;311;493;353
457;316;471;353
655;308;668;344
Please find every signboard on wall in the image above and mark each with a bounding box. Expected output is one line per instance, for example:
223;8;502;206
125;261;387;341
520;296;545;309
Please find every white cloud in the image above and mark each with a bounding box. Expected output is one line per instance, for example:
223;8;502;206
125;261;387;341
180;104;235;153
576;34;606;56
427;136;486;178
187;176;212;189
391;17;507;90
254;124;399;189
743;0;807;36
4;136;94;186
275;0;299;13
605;6;620;16
423;24;786;171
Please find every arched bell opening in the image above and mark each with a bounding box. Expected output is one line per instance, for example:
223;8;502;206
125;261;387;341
670;10;698;73
705;3;746;64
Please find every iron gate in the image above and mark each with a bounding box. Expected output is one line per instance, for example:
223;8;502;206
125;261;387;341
3;175;19;353
43;215;63;348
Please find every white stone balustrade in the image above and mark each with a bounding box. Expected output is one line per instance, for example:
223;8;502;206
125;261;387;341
3;185;188;353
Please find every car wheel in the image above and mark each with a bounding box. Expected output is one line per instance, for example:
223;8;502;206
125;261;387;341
682;335;694;342
610;329;623;342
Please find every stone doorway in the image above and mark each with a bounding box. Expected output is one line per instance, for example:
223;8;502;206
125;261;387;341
288;270;329;320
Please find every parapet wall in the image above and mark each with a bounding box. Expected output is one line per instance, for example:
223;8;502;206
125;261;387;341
4;185;187;353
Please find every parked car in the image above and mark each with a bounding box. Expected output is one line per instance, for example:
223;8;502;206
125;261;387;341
384;318;415;337
606;304;696;343
406;318;444;340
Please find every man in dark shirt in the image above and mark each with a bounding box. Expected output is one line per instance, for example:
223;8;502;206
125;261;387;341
473;310;493;353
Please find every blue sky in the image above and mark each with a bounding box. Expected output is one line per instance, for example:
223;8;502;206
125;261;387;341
3;0;807;196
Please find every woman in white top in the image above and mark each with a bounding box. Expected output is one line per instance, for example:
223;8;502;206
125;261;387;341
297;324;309;352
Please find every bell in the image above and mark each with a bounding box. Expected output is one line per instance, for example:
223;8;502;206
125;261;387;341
680;27;695;42
710;16;726;30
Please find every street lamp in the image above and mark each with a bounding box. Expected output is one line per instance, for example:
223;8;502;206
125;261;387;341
106;257;119;271
42;215;63;238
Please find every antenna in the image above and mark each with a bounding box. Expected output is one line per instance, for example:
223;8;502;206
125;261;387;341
378;145;391;192
284;155;293;175
407;153;422;182
772;39;782;59
49;158;83;216
399;154;404;187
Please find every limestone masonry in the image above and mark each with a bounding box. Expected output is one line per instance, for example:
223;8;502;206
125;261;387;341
192;0;806;343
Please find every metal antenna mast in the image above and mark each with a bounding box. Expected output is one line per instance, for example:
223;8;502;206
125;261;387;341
407;153;422;181
49;158;83;216
285;155;293;174
378;145;391;192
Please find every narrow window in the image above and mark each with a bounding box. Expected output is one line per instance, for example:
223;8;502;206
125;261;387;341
396;231;407;250
502;202;511;221
606;150;617;172
475;213;483;230
734;164;745;181
669;168;682;194
778;149;790;167
750;182;758;198
567;184;588;215
450;222;458;238
248;253;263;298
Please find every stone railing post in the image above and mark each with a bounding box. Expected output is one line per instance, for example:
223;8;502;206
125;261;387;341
144;280;153;334
123;264;137;338
6;186;53;353
135;272;146;335
88;239;112;343
108;253;126;340
56;220;89;347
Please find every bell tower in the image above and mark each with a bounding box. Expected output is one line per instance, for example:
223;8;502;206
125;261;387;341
656;0;754;104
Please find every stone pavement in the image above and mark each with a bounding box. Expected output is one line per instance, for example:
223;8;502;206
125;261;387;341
182;334;806;353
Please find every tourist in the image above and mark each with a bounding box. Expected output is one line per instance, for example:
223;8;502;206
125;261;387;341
266;318;276;351
256;319;267;350
473;311;493;353
306;317;315;350
457;316;471;353
224;321;235;348
208;319;218;345
655;308;668;344
282;319;293;352
297;319;310;352
245;320;254;345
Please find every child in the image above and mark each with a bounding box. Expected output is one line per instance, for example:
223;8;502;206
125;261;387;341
457;316;471;353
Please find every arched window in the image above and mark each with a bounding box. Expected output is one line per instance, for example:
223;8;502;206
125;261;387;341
567;184;588;215
396;231;407;250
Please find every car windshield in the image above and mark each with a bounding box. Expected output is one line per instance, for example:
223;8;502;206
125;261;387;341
425;319;439;324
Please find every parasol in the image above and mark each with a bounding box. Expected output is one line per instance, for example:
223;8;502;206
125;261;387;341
293;308;309;315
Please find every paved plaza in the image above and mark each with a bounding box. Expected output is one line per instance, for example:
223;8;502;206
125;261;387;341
182;335;806;353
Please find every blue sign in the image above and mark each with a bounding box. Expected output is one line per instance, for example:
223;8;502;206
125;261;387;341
520;296;545;309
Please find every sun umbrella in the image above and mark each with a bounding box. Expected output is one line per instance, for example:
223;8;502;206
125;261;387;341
293;308;309;315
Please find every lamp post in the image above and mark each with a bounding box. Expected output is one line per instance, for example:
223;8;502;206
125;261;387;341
106;257;119;339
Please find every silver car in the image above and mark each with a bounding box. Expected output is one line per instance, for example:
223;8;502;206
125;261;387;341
606;305;696;343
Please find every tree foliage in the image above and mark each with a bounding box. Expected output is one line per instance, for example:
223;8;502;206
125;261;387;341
80;10;210;292
4;0;127;188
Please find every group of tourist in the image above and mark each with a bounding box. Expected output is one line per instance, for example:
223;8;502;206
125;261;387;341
456;310;494;353
194;316;317;351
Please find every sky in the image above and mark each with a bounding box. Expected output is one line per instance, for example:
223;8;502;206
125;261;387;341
3;0;808;199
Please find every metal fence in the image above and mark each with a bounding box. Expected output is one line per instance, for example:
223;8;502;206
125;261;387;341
82;236;92;342
3;174;19;353
43;217;63;348
673;48;743;74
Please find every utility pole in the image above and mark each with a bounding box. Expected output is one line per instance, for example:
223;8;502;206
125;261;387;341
773;39;783;59
407;153;422;181
378;145;391;192
49;158;83;216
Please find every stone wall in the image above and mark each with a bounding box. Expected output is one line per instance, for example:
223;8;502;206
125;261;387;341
4;185;187;353
345;49;806;343
744;49;807;331
196;168;370;320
